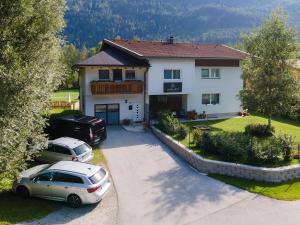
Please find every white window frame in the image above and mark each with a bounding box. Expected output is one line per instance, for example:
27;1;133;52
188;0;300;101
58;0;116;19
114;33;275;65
202;93;220;105
201;68;221;79
125;70;136;80
164;69;181;80
201;68;210;79
98;69;110;81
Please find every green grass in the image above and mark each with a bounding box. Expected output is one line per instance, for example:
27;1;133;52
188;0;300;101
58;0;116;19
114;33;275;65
51;89;79;102
91;147;107;166
183;114;300;145
210;174;300;201
180;114;300;167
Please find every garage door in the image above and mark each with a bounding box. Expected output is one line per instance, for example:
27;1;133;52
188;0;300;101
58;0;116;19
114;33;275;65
95;104;120;125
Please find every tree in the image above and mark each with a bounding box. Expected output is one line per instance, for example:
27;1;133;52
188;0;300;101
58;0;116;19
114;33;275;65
240;9;300;129
0;0;66;183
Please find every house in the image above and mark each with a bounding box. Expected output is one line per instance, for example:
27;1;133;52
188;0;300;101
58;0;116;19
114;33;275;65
73;37;247;125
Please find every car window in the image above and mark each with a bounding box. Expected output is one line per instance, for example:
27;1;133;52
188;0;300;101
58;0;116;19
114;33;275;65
53;172;83;184
73;143;90;156
89;168;106;184
35;172;53;182
55;146;71;155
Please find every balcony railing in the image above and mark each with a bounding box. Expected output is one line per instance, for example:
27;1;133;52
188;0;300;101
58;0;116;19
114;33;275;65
91;80;144;95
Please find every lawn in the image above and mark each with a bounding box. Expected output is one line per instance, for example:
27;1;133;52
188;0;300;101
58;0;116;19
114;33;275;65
180;114;300;166
51;89;79;102
210;174;300;201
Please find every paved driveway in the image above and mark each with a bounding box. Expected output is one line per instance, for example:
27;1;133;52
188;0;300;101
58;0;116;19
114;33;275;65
102;127;300;225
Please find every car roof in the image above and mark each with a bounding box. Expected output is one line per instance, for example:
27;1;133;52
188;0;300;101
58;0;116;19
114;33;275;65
48;161;100;177
49;137;84;149
59;115;104;126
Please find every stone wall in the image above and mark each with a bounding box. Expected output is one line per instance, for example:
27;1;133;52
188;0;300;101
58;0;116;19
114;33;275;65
152;126;300;183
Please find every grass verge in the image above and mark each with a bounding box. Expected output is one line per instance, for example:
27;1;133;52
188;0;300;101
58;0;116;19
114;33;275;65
210;174;300;201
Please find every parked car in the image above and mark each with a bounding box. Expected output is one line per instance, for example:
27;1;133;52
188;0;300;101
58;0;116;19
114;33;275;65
46;115;107;146
14;161;111;208
39;137;94;163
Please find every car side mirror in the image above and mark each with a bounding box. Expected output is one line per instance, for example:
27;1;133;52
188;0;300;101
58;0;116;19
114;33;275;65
31;177;38;183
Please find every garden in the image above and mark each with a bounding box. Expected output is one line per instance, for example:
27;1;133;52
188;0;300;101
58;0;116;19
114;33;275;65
156;111;300;168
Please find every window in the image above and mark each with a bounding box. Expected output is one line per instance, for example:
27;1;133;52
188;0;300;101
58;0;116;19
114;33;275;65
202;94;210;105
164;70;172;79
89;168;106;184
164;69;181;79
73;143;90;156
202;93;220;105
201;69;209;78
53;172;84;184
99;70;110;80
211;93;220;104
211;69;220;78
54;146;72;155
125;70;136;80
201;68;221;79
35;172;53;182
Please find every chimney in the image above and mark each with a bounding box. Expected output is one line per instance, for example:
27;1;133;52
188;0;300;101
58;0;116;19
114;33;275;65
166;36;174;44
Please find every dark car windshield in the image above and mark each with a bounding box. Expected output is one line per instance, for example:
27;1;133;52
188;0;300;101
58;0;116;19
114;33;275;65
73;143;91;156
89;168;106;184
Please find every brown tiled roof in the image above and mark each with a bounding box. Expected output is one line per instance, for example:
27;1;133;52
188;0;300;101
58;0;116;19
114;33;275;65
73;46;149;68
104;39;248;59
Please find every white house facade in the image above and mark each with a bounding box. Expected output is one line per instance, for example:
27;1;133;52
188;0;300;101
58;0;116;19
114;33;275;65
74;38;247;125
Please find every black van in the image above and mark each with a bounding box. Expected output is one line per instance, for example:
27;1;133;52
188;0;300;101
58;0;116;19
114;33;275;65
46;115;107;146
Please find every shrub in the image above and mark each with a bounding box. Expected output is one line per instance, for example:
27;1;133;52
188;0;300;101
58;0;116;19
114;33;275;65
175;124;188;140
192;128;204;147
245;123;274;137
212;132;249;162
248;137;282;165
276;134;295;162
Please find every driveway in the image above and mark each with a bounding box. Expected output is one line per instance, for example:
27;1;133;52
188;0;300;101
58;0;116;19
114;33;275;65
102;127;300;225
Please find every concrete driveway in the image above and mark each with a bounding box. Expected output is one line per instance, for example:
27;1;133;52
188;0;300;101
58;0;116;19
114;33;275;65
102;127;300;225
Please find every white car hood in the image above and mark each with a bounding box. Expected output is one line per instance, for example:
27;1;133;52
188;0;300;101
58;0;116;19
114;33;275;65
20;164;50;178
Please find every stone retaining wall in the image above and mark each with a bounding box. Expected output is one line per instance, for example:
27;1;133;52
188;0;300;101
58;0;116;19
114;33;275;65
152;126;300;183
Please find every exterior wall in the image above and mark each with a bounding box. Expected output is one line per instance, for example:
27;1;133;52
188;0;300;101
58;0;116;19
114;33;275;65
147;58;243;115
80;66;146;122
78;68;86;114
152;127;300;183
188;66;243;114
85;94;144;121
147;58;195;95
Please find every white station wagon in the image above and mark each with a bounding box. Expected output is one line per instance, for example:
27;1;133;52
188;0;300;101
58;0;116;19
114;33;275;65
39;137;94;163
14;161;111;207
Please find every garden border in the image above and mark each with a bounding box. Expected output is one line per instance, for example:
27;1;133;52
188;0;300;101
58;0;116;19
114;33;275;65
152;126;300;183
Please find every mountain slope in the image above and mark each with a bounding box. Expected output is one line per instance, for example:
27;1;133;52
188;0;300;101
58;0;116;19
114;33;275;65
64;0;300;47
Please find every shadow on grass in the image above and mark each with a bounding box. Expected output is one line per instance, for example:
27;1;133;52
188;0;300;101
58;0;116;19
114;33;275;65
0;191;62;225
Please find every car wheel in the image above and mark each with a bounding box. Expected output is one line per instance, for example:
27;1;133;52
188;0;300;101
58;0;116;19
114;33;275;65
67;194;82;208
16;186;30;199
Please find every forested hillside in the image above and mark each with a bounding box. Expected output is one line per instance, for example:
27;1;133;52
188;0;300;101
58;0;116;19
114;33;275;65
64;0;300;47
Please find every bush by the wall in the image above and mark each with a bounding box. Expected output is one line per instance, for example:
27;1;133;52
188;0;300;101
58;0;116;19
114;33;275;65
276;134;295;162
192;128;204;147
176;124;188;140
245;123;274;137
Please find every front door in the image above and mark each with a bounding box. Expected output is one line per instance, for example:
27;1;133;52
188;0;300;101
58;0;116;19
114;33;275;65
113;69;122;81
95;104;120;125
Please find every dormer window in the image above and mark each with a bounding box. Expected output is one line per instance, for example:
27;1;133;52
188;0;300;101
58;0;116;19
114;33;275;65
99;70;110;80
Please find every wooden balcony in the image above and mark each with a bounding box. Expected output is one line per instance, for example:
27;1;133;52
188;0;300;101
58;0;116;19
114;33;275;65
91;80;144;95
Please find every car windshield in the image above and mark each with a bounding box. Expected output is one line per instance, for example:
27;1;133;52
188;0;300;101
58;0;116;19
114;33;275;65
73;143;90;156
89;168;106;184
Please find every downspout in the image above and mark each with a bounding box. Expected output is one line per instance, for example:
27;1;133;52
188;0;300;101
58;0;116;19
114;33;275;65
143;66;149;124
